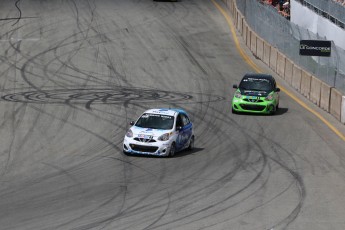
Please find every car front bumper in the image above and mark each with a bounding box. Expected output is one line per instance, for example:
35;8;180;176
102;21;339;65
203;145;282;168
123;137;171;156
232;98;277;114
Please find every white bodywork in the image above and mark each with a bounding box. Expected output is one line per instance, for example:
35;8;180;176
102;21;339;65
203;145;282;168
123;109;193;156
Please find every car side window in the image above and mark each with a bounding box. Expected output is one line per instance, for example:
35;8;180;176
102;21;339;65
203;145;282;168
176;114;184;127
182;114;190;126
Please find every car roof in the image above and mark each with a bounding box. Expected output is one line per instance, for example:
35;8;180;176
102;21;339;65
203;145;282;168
144;108;185;117
242;73;274;81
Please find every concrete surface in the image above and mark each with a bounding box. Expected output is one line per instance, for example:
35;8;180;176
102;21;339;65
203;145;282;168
1;0;345;230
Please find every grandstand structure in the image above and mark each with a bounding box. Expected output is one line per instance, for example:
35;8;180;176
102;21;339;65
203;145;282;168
295;0;345;29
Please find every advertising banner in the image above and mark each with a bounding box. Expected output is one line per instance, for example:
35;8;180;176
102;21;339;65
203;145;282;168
291;0;345;50
299;40;331;57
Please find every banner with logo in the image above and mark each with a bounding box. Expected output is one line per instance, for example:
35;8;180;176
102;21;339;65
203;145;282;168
299;40;331;57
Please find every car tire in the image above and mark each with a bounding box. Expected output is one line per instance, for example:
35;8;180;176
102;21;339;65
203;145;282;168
187;136;194;151
268;104;275;115
232;108;237;114
168;143;176;157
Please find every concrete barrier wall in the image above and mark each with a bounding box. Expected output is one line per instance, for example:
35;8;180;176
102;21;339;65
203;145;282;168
237;14;243;34
243;21;248;44
320;82;331;112
250;31;257;55
340;96;345;124
246;28;251;47
228;0;234;14
263;41;270;66
330;88;342;121
235;10;239;30
276;52;285;78
310;76;322;106
300;71;311;99
269;47;278;71
256;37;264;60
292;66;302;92
284;59;293;84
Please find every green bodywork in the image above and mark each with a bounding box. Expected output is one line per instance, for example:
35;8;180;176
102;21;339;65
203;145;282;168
231;89;279;114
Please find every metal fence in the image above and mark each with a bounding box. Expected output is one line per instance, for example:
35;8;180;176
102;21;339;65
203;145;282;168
296;0;345;28
236;0;345;94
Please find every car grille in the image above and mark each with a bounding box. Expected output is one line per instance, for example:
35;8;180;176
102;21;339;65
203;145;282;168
134;137;156;143
243;98;264;103
240;104;266;111
130;144;158;153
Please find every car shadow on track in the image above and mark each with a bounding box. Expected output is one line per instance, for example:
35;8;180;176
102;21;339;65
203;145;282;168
233;107;288;116
123;147;204;158
153;0;179;2
173;147;204;158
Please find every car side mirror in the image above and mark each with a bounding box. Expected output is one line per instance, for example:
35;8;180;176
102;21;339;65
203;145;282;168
275;88;281;92
233;84;238;89
130;121;135;126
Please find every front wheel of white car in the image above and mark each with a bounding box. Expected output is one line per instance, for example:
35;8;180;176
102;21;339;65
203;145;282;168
168;143;176;157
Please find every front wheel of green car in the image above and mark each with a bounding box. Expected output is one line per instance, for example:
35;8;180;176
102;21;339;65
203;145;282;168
268;104;276;115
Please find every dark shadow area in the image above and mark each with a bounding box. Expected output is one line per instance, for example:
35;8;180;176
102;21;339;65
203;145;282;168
274;107;288;115
233;107;288;116
153;0;179;2
173;147;204;158
123;147;203;158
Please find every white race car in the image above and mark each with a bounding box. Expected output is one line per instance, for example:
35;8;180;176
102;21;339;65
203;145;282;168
123;108;194;157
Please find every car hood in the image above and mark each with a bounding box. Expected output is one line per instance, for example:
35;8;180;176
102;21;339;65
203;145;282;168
131;126;171;138
239;89;270;97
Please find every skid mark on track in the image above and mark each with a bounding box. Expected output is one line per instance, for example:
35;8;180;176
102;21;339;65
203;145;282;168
1;87;226;110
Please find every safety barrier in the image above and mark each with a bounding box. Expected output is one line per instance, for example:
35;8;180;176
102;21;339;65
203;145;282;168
310;76;322;106
284;59;293;85
301;71;311;99
221;0;345;124
292;66;302;92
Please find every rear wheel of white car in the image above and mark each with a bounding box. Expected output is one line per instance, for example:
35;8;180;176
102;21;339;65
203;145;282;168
187;136;194;151
169;143;176;157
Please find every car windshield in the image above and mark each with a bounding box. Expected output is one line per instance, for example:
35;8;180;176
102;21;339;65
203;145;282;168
239;78;273;91
135;113;174;130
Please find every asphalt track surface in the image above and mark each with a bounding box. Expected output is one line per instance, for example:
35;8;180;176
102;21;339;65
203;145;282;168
1;0;345;229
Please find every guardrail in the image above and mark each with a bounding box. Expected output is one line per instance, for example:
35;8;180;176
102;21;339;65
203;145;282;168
221;0;345;124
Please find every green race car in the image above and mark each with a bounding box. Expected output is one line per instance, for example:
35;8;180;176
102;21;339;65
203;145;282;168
232;73;280;114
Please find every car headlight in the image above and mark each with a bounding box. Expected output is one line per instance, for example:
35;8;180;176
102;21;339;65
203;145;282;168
158;133;171;141
234;91;242;98
265;94;273;101
126;129;133;138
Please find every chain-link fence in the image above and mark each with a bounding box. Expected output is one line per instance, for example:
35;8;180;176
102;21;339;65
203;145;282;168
236;0;345;94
